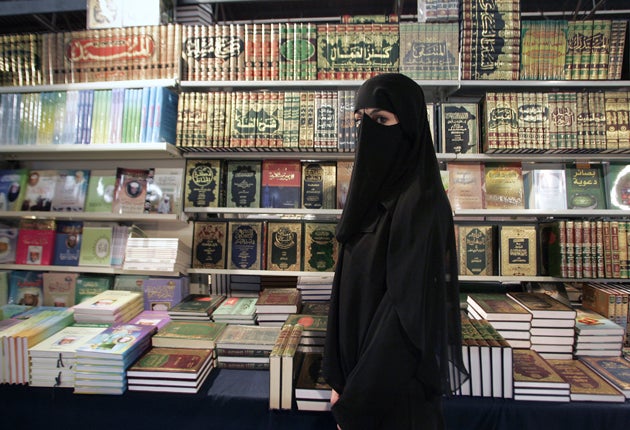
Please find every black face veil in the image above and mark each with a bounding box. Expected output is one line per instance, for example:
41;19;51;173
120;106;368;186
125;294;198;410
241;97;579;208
335;73;468;395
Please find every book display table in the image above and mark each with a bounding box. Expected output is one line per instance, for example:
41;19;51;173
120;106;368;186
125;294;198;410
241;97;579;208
1;369;629;429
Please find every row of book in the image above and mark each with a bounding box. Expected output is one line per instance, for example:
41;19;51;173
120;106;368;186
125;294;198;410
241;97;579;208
446;161;629;211
192;220;338;273
0;167;183;214
541;220;630;280
520;20;627;81
184;159;351;210
483;91;630;153
1;17;626;86
0;87;178;146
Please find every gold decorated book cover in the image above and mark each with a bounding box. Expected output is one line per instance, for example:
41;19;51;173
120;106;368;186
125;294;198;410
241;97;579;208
267;221;302;271
303;222;338;273
185;159;223;208
457;224;495;276
499;224;537;276
484;163;524;209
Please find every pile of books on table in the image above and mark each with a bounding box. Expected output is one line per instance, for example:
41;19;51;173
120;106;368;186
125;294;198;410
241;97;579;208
574;307;625;358
74;323;156;394
167;294;226;321
255;288;301;327
122;237;191;274
211;297;258;325
215;324;281;370
72;290;143;324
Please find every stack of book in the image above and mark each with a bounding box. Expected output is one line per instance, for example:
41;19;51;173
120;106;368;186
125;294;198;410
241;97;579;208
269;324;303;409
0;307;75;384
215;324;281;370
512;349;571;402
581;356;630;399
211;297;258;325
255;288;301;327
546;359;626;402
73;323;156;395
228;275;262;298
122;237;191;274
460;312;513;398
507;292;577;359
574;307;625;357
142;276;190;312
285;313;327;354
28;324;108;387
167;294;226;321
72;290;143;324
151;320;228;350
296;275;333;302
466;293;532;349
128;310;171;330
127;347;214;394
294;351;332;411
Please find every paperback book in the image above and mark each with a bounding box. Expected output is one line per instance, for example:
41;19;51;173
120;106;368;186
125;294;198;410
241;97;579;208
50;169;90;212
0;169;27;211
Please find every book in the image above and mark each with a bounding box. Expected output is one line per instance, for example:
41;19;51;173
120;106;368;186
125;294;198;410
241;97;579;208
167;294;227;320
74;275;112;305
256;288;301;314
604;163;630;210
281;324;304;409
112;167;152;214
580;356;630;398
20;170;58;211
184;159;223;208
84;169;116;213
211;297;258;322
294;351;332;400
302;222;338;272
447;162;485;210
261;159;301;208
215;324;282;351
266;221;302;271
50;169;90;212
525;165;568;210
546;359;626;402
152;320;228;349
0;226;18;263
78;223;114;267
227;221;264;270
0;169;27;211
192;221;228;269
483;163;524;209
42;272;78;307
127;310;171;331
467;293;533;322
147;167;184;214
8;271;43;307
440;101;480;154
269;323;293;409
499;225;538;276
301;161;336;209
52;220;83;266
75;323;156;361
225;160;262;208
335;160;353;209
565;163;607;209
126;347;213;380
138;276;187;311
15;219;56;265
457;224;495;276
512;349;570;390
72;289;143;321
507;292;577;320
575;307;625;337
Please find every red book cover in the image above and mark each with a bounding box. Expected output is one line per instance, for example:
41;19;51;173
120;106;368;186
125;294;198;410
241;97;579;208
15;219;56;265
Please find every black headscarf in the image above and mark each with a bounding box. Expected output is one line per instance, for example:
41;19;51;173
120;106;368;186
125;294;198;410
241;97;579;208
335;73;467;395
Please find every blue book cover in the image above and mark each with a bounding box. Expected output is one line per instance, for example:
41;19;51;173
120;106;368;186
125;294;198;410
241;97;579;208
151;87;179;144
142;276;190;311
261;160;301;208
75;323;156;361
139;87;152;143
0;168;27;211
8;270;44;307
52;220;83;266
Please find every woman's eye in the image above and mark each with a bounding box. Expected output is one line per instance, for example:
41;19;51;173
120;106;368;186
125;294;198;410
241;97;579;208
373;116;388;125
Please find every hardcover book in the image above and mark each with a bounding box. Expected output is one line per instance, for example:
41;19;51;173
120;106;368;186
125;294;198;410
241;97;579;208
484;163;525;209
499;225;537;276
266;222;302;271
84;169;116;213
15;219;56;265
0;169;27;211
50;169;90;212
126;347;213;379
112;167;151;214
227;221;264;270
152;320;228;349
580;356;630;398
565;163;607;209
256;288;301;314
185;159;223;208
192;221;228;269
168;294;227;319
52;220;83;266
261;159;301;208
303;222;338;272
211;297;258;321
215;324;282;351
512;348;570;389
575;307;625;337
440;101;480;154
226;160;262;208
524;165;568;210
301;162;336;209
336;160;353;209
546;359;625;402
506;292;577;320
457;225;495;276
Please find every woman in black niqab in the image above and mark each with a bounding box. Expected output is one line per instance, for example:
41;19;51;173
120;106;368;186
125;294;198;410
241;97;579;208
323;73;468;430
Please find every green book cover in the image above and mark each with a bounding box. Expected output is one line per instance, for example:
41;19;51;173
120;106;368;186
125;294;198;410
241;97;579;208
604;163;630;210
78;224;113;267
84;169;116;213
211;297;258;319
226;160;261;208
74;275;112;305
153;320;228;343
565;163;606;209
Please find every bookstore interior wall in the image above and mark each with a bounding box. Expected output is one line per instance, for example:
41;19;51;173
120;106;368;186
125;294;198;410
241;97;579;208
1;0;630;417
